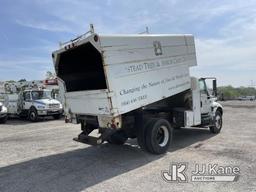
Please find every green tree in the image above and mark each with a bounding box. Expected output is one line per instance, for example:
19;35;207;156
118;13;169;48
218;86;256;100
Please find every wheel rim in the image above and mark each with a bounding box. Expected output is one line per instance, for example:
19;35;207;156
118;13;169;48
30;112;36;120
215;115;222;129
156;125;169;147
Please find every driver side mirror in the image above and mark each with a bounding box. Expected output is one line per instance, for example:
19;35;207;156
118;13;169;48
212;79;217;97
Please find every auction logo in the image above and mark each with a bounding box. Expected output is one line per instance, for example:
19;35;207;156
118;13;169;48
162;163;240;183
161;163;188;183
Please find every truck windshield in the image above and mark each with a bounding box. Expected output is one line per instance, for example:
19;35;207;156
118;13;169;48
31;91;52;100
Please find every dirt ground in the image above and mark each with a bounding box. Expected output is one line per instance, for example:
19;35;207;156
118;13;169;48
0;101;256;192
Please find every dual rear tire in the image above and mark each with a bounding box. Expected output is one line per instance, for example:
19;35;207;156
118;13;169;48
107;112;221;154
137;118;173;154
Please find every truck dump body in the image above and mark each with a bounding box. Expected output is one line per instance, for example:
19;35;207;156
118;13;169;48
53;33;197;117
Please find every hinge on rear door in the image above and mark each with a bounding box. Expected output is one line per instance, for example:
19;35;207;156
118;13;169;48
107;91;115;97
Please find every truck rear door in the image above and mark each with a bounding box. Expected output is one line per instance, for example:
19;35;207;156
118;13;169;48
53;36;112;116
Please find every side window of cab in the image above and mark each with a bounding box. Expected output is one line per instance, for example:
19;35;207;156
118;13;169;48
199;79;209;95
24;92;31;101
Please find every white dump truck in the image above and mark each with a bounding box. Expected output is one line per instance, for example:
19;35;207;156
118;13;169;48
52;26;223;154
3;81;63;121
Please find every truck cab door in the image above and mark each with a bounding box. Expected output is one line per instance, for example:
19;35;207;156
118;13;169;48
23;92;32;110
199;79;211;114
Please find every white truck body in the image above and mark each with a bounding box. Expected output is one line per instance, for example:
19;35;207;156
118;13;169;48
5;94;18;114
53;34;196;118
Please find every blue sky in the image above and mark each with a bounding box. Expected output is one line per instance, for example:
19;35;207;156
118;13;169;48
0;0;255;87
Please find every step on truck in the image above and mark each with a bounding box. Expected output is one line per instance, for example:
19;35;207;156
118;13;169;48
52;25;223;154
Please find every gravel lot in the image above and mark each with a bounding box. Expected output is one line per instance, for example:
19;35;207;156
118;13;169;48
0;101;256;192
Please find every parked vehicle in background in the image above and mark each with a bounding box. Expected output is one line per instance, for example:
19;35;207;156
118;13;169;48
2;81;63;121
0;93;8;123
52;26;223;154
238;96;255;101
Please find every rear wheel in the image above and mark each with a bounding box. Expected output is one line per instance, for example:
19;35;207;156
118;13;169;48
210;111;222;133
28;108;38;122
107;130;128;145
145;118;173;154
136;116;152;151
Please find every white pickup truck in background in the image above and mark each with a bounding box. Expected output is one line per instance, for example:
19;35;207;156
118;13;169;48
52;26;223;154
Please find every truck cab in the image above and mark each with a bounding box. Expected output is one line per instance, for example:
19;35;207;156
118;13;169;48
18;89;63;121
168;77;223;133
198;78;223;132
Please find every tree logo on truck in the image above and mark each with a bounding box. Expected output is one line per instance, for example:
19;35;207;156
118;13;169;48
153;41;163;56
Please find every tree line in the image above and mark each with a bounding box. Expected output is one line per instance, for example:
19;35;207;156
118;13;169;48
218;86;256;100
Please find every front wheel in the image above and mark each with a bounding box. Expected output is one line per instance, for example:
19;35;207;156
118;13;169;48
28;108;38;122
145;118;173;154
210;111;222;133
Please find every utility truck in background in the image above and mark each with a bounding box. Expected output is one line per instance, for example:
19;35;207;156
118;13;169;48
3;81;63;121
52;25;223;154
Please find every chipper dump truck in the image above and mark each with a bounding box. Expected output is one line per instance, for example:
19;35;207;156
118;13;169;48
52;26;223;154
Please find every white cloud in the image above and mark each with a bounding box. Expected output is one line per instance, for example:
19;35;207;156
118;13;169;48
15;19;72;33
